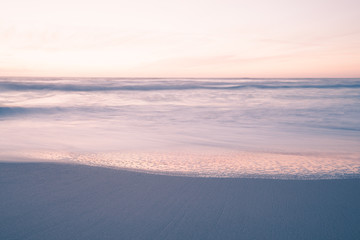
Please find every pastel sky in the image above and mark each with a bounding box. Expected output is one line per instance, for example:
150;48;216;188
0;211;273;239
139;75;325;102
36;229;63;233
1;0;359;77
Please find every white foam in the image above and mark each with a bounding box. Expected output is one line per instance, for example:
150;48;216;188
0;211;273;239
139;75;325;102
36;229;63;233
3;150;359;179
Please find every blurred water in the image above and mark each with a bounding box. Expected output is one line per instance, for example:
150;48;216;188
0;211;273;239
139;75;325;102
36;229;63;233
1;77;359;178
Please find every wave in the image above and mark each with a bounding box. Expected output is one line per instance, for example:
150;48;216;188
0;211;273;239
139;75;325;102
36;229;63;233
0;107;42;117
0;106;118;117
1;78;360;92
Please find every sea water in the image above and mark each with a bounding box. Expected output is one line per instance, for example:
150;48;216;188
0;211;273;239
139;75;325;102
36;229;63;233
1;77;359;179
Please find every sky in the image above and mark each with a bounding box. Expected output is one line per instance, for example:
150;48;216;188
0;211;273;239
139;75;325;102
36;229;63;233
0;0;359;78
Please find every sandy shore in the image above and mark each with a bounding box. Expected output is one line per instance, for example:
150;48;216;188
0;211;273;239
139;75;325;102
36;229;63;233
1;162;360;240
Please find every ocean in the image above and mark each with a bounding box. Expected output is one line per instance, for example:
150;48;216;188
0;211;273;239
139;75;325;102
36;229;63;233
1;77;359;179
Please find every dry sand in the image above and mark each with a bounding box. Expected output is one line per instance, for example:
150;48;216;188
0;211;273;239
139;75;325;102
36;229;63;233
1;162;360;240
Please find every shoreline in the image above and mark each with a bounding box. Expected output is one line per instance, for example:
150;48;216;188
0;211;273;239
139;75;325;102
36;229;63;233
1;162;360;240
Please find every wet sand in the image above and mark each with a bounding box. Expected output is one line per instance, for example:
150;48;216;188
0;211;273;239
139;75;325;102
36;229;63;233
1;162;360;240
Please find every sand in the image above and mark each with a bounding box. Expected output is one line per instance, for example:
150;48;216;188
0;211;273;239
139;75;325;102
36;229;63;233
1;162;360;240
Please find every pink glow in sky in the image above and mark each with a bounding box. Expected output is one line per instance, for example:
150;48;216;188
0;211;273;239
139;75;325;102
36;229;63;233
1;0;359;77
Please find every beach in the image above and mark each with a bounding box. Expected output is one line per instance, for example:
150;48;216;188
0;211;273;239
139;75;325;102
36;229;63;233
1;78;360;239
2;0;360;237
1;162;359;240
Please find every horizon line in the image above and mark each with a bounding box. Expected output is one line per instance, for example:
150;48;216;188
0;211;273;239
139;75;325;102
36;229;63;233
1;76;359;80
